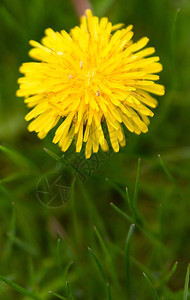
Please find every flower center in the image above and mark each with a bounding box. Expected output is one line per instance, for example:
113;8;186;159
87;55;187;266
85;68;96;85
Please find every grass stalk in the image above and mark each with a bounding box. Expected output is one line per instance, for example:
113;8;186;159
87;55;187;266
0;274;41;300
125;224;135;299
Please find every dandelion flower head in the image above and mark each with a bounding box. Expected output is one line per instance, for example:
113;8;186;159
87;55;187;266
17;9;165;158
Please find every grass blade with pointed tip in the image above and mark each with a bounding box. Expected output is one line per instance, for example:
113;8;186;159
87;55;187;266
88;247;106;282
110;202;169;254
93;226;118;285
106;177;126;199
44;147;61;161
125;224;135;299
63;261;74;283
106;282;112;300
66;281;74;300
0;274;41;300
93;226;108;258
171;8;181;60
164;261;178;283
183;263;190;300
143;272;159;300
88;247;111;300
158;154;176;185
0;145;36;169
56;238;62;275
110;202;133;223
48;291;68;300
0;172;25;184
7;233;38;256
170;7;181;89
28;257;35;292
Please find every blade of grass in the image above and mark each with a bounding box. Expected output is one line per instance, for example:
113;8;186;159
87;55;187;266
38;276;69;299
93;226;108;259
143;273;159;300
130;257;155;281
0;145;36;170
110;202;169;254
158;154;176;185
7;233;38;256
56;238;62;275
133;158;141;207
106;239;156;281
88;247;111;300
0;182;20;202
126;187;143;226
93;226;119;286
4;202;16;260
28;257;35;292
164;261;178;283
63;261;74;284
44;147;61;161
48;291;68;300
0;3;24;32
110;202;133;223
78;179;106;234
88;247;106;282
70;178;82;246
183;263;190;300
0;274;41;300
170;7;181;89
0;172;26;184
125;224;135;300
66;281;74;300
106;282;112;300
105;177;126;199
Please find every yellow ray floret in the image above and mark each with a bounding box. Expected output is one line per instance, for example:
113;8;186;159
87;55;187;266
17;9;165;159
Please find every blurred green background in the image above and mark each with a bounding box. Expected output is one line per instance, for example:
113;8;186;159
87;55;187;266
0;0;190;299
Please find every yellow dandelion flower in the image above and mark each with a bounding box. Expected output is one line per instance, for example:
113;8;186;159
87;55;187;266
17;9;165;159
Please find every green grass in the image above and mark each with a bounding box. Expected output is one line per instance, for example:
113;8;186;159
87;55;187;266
1;0;190;299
